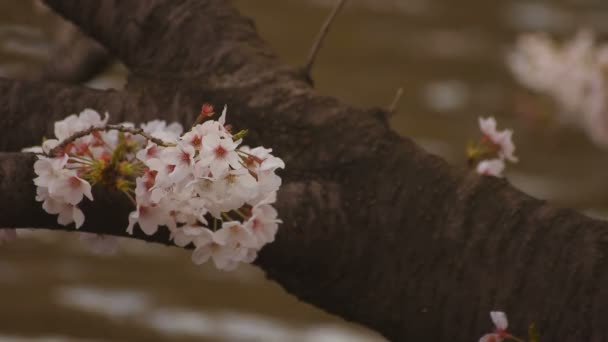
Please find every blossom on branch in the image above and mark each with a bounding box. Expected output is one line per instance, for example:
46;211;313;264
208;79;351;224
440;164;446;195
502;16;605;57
26;106;284;270
479;311;526;342
467;117;518;177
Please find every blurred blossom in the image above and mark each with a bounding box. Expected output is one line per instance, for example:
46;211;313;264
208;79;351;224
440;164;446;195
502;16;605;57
508;29;608;147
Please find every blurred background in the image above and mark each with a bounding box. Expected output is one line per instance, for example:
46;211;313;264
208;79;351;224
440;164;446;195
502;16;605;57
1;0;608;340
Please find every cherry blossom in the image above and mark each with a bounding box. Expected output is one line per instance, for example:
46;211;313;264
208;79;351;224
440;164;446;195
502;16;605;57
127;204;170;235
476;159;505;177
478;117;518;163
29;106;284;271
199;132;242;178
159;142;196;183
140;120;183;141
470;117;518;178
48;171;93;205
54;109;108;141
479;311;521;342
190;228;243;271
42;196;85;228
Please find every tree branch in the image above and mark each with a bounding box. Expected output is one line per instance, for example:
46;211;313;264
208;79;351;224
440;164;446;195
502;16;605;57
0;1;601;341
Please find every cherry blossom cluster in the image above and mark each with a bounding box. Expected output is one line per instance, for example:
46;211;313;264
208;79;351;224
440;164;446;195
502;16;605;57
128;106;284;271
467;117;518;177
508;30;608;147
26;106;284;269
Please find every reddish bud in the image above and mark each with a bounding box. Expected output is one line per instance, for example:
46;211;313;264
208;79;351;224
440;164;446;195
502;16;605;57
201;103;214;117
100;152;111;163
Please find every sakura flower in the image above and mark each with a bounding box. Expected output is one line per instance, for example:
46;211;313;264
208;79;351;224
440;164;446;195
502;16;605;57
190;228;243;271
33;155;69;188
159;142;196;183
245;199;281;248
239;146;285;204
79;233;120;255
214;221;258;249
54;109;108;141
47;171;93;205
141;120;183;142
479;311;512;342
478;117;518;162
171;226;205;247
476;159;505;177
183;106;231;150
199;132;241;177
136;142;161;162
127;204;170;235
194;168;257;218
42;197;85;228
142;158;175;203
491;311;508;331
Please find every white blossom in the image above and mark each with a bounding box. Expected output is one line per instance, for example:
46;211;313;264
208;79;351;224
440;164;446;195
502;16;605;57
478;117;518;163
32;106;283;271
159;142;196;183
140;120;183;142
127;204;170;235
54;109;108;141
476;159;505;177
190;228;242;271
490;311;508;331
245;198;281;248
199;133;241;178
479;311;510;342
33;155;69;188
42;197;85;228
47;171;93;205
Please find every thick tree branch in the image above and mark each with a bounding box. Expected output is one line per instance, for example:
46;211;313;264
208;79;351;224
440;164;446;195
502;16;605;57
44;0;291;82
33;0;111;83
0;1;603;341
0;78;127;151
39;34;111;83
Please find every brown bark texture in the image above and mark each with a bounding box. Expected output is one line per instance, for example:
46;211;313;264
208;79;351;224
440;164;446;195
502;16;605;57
0;1;607;341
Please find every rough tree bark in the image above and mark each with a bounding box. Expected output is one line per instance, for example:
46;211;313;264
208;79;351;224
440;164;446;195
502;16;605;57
0;1;607;341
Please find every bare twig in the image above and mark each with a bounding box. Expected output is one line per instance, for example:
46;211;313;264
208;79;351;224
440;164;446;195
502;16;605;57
47;124;175;156
388;87;404;115
304;0;347;78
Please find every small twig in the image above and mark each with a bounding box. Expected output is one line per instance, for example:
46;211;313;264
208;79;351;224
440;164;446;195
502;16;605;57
387;87;404;116
47;124;175;157
304;0;347;77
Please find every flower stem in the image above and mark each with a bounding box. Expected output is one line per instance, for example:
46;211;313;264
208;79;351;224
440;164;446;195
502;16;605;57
47;124;175;157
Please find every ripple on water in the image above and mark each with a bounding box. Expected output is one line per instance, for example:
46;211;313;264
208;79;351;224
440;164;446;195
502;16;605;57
504;2;572;32
54;286;151;318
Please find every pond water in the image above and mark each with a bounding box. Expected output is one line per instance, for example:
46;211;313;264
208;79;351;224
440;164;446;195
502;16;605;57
1;0;607;341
